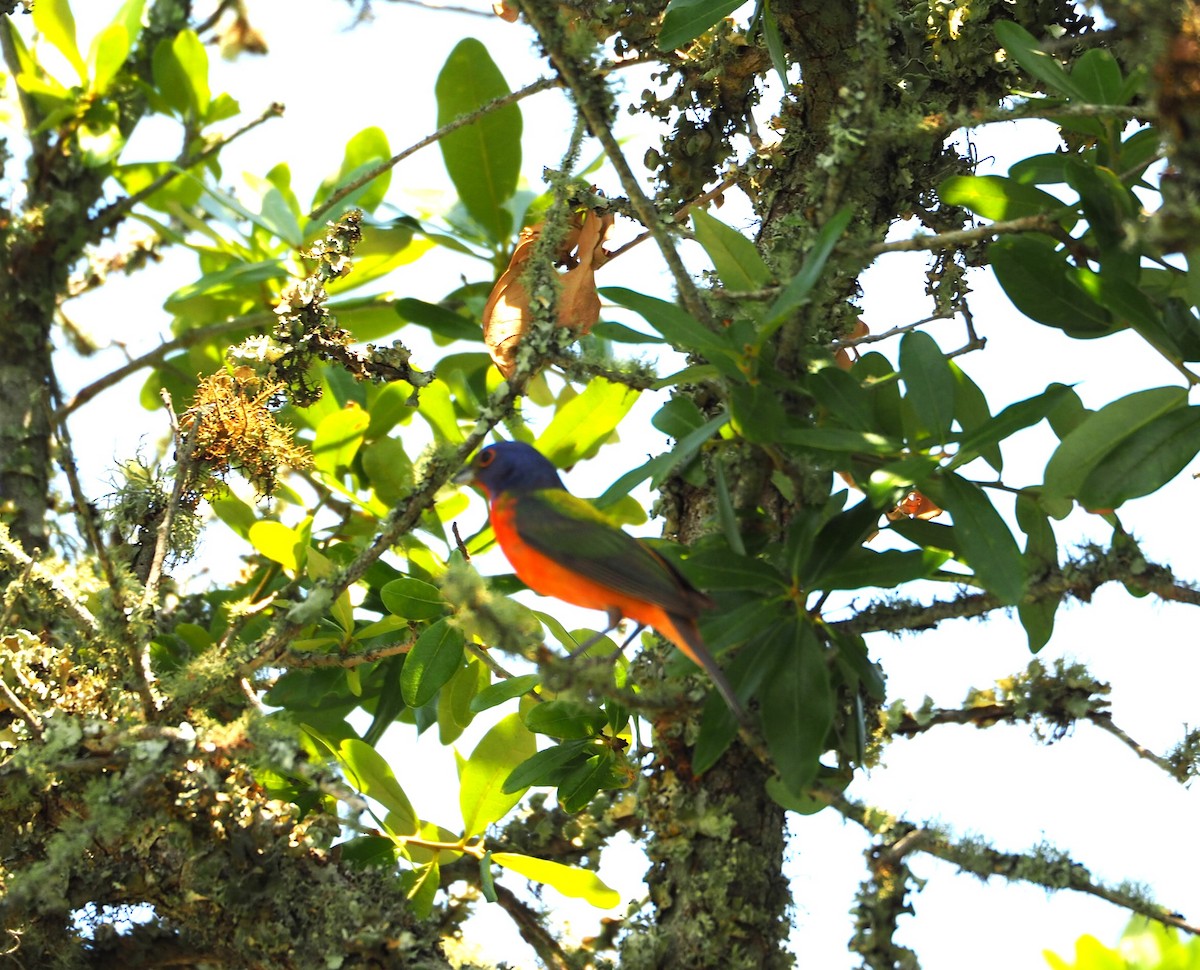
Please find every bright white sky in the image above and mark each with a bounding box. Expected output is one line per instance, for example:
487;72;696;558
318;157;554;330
11;1;1199;967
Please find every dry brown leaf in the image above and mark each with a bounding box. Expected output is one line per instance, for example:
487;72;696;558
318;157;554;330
482;209;614;378
885;490;943;521
492;1;519;22
834;319;870;370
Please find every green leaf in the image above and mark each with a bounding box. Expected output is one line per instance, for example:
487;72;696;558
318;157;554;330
594;412;729;508
394;296;480;343
658;0;743;49
1042;386;1187;509
151;30;209;121
1077;406;1200;510
315;126;393;217
469;674;540;713
817;548;949;591
247;520;304;572
406;860;440;918
1069;48;1125;106
683;548;787;590
439;656;487;744
899;330;956;441
762;0;788;88
760;623;833;795
1016;493;1059;653
33;0;87;84
763;207;853;332
400;618;465;708
779;427;903;455
362;436;415;505
602;287;739;370
994;21;1089;101
990;235;1114;338
523;700;607;739
922;472;1026;604
88;24;130;95
939;174;1070;222
381;577;445;620
948;383;1073;472
557;750;632;813
460;713;536;837
713;460;746;556
809;365;875;431
535;378;640;466
502;740;591;792
334;738;418;835
691;208;772;292
312;405;370;477
435;38;521;243
798;499;884;586
491;852;620;908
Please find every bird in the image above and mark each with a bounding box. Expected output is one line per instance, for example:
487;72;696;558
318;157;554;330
454;440;748;724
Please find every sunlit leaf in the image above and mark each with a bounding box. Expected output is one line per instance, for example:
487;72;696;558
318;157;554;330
491;852;620;908
460;713;536;837
535;378;639;466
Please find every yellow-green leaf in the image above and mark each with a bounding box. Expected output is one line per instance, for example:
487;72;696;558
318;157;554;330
459;713;536;837
491;852;620;908
248;520;303;572
33;0;87;84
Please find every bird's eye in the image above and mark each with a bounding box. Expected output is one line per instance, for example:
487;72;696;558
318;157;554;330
477;449;496;468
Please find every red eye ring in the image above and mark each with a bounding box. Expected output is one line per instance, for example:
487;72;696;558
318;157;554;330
477;449;496;468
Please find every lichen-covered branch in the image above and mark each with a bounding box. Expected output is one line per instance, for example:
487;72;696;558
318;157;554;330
834;796;1200;938
836;543;1200;638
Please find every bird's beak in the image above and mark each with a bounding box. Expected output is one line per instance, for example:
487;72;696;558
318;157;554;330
452;466;476;486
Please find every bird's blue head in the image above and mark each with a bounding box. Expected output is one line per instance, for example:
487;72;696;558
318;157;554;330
454;441;565;498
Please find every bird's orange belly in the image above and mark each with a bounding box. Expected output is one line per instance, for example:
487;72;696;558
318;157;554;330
491;505;663;628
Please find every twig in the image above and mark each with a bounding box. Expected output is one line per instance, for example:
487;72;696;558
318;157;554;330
1085;712;1185;780
830;313;951;350
516;1;711;326
138;391;202;617
834;793;1200;936
308;76;559;223
834;550;1200;637
604;172;741;263
383;0;494;15
862;214;1053;257
90;102;286;237
272;637;414;669
0;677;43;739
46;366;119;587
0;523;100;637
54;311;276;419
492;883;574;970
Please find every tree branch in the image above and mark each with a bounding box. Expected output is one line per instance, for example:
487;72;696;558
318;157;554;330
834;794;1200;937
492;883;574;970
515;1;712;327
54;311;276;420
308;76;559;223
834;545;1200;637
90;102;285;238
861;214;1054;257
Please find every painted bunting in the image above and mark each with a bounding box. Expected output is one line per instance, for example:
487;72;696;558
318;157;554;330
455;441;746;723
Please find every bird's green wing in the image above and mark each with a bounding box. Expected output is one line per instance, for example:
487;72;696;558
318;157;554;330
512;489;704;614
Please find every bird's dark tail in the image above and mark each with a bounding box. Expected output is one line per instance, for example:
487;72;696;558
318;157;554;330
660;611;749;728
